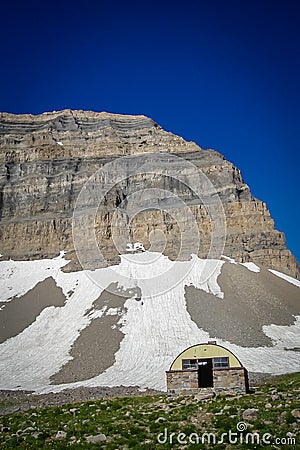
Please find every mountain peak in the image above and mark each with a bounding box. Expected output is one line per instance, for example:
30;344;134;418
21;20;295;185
0;109;298;279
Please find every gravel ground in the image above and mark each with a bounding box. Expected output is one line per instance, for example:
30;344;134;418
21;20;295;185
0;385;163;415
186;264;300;348
0;371;281;416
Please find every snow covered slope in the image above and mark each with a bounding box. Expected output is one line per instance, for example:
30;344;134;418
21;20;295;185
0;252;299;393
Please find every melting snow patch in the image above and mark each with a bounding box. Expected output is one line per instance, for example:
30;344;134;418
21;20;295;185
106;308;121;316
0;252;69;302
240;262;260;273
269;269;300;288
0;251;299;393
126;242;145;252
221;255;237;264
263;316;300;348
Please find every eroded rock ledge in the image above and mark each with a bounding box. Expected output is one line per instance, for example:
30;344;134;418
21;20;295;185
0;110;298;278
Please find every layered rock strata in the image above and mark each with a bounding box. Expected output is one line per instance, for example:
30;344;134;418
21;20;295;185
0;110;298;278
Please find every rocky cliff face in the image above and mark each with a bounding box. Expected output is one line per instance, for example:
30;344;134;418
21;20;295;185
0;109;298;278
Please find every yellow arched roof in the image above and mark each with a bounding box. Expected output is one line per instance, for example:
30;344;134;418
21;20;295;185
170;343;243;371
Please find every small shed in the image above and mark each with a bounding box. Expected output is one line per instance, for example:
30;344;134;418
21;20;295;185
166;342;249;395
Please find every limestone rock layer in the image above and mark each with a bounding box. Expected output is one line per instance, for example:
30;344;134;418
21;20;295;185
0;109;298;278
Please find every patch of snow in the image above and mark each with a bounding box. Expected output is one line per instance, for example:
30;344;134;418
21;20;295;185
222;256;260;273
0;251;299;393
263;316;300;348
0;252;69;302
221;255;237;264
240;262;261;273
126;242;145;252
56;141;63;146
106;308;121;316
112;252;224;299
86;306;107;320
268;269;300;288
221;336;300;377
0;268;108;391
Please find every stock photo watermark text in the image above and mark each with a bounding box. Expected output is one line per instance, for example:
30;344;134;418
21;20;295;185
157;422;297;446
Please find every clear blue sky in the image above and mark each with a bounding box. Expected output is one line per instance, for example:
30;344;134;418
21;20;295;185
1;0;299;263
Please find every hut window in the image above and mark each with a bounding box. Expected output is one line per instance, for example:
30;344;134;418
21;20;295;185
213;357;229;368
182;359;197;369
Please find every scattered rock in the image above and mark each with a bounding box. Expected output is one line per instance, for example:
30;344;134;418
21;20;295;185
265;403;272;409
226;396;237;401
242;408;260;420
194;392;215;401
85;434;107;443
161;405;170;411
155;417;167;423
0;386;163;415
55;430;67;440
31;432;41;439
286;432;296;438
291;410;300;419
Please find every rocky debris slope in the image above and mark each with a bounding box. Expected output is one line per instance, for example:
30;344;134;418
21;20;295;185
0;372;299;449
0;386;162;416
0;109;298;278
0;372;287;416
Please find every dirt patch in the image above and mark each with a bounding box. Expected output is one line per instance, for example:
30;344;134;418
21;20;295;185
0;277;66;344
50;283;140;384
185;262;299;347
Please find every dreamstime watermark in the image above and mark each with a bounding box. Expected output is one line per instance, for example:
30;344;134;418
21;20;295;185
157;422;297;446
72;152;226;297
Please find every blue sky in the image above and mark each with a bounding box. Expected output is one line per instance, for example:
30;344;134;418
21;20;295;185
1;0;299;262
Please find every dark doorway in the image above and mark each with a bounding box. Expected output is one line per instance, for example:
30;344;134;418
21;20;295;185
197;358;213;387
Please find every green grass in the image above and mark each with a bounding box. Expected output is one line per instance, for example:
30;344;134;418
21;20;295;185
0;373;299;449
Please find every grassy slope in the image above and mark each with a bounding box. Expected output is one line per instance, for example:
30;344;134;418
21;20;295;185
0;373;299;449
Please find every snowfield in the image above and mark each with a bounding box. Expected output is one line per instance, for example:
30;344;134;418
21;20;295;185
0;252;299;393
269;269;300;288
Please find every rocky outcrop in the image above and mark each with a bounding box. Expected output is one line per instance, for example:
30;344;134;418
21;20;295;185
0;110;298;278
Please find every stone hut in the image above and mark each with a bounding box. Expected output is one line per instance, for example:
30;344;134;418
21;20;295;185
166;342;249;394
